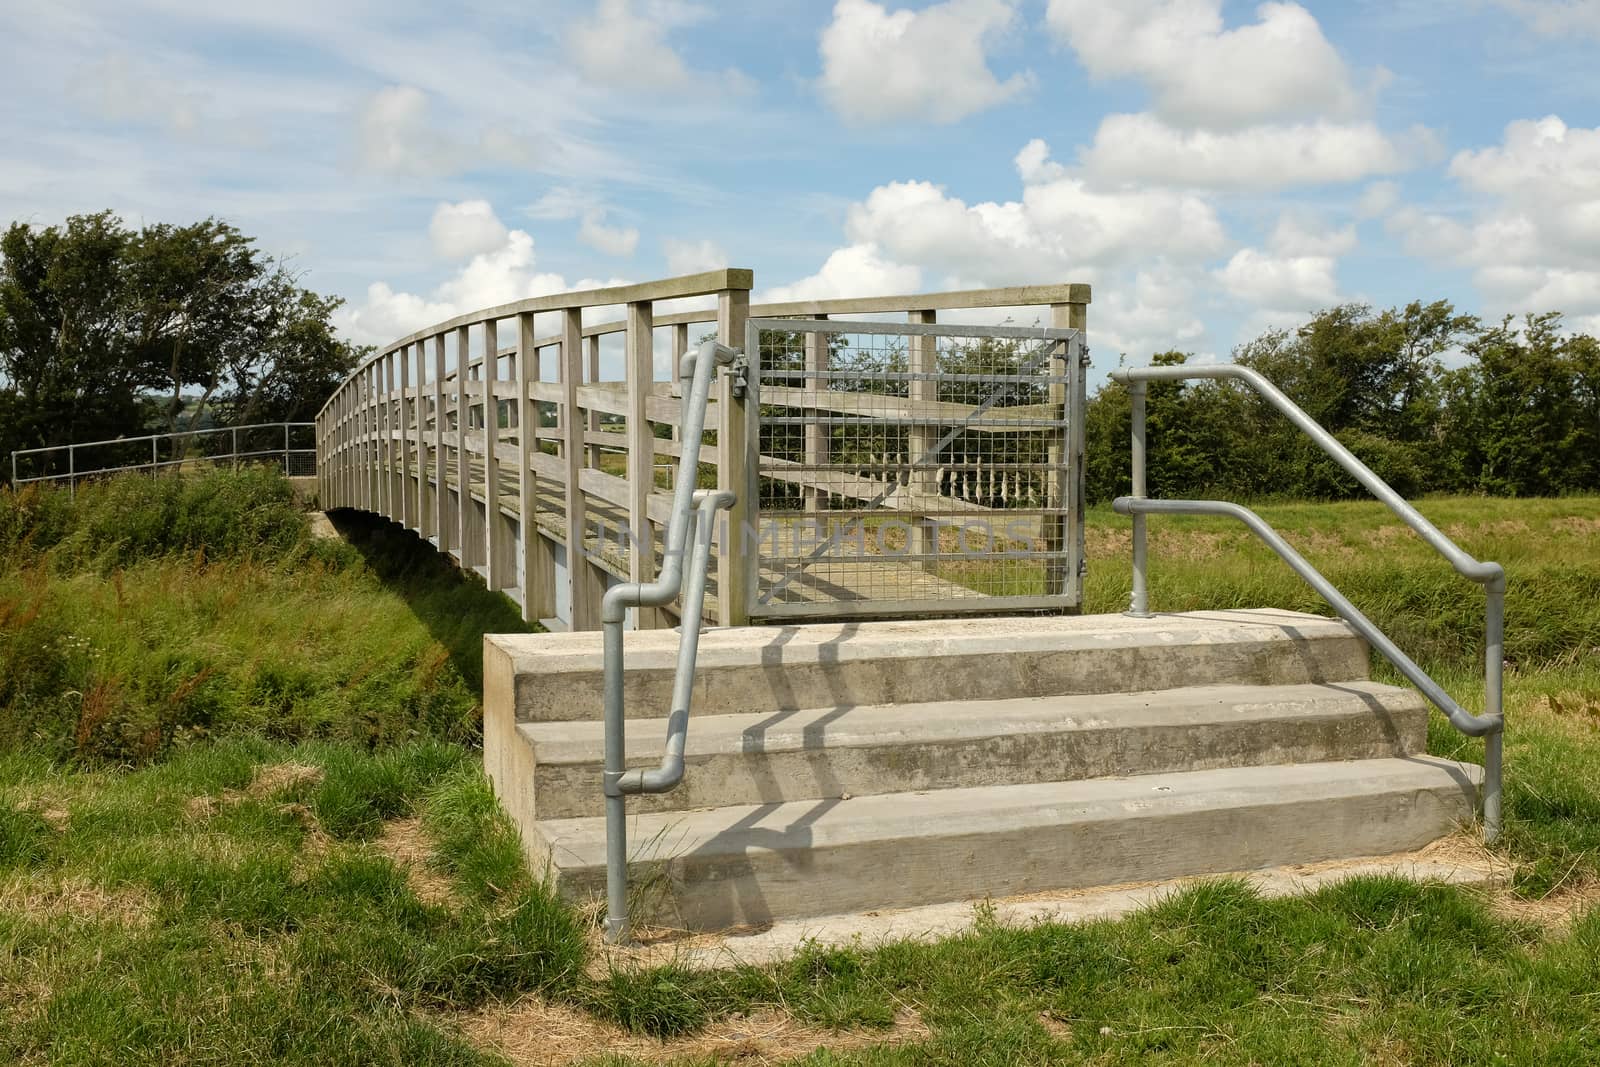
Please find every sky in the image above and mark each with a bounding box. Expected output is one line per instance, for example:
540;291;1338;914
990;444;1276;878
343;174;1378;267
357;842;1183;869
3;0;1600;383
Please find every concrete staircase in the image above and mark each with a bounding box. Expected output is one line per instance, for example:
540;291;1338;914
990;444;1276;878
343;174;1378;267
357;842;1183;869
483;609;1481;931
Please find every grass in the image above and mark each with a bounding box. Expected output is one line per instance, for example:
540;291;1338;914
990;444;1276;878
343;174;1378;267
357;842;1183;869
3;472;1600;1064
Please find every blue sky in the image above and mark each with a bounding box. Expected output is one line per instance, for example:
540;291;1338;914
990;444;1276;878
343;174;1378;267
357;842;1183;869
4;0;1599;382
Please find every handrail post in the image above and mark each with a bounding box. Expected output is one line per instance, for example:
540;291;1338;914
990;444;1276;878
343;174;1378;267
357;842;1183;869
68;445;75;501
602;339;740;943
1483;583;1505;841
1127;380;1150;617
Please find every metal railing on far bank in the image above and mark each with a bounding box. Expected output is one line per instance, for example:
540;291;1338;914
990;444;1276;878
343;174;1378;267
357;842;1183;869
9;423;317;497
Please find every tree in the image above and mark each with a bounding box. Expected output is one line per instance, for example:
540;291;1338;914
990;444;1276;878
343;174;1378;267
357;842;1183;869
0;211;364;476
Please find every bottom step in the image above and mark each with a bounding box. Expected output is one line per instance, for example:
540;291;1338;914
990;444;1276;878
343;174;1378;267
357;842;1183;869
535;757;1481;930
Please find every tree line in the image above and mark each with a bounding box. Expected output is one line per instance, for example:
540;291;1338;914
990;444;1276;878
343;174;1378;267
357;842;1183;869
1;211;365;475
1085;300;1600;502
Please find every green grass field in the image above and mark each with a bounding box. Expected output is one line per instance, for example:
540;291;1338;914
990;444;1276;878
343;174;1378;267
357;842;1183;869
3;472;1599;1064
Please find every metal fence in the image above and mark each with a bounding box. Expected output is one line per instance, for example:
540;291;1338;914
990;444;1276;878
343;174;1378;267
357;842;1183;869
9;423;317;496
743;318;1086;619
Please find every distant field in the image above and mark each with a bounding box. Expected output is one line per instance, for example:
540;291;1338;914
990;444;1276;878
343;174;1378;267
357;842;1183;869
2;474;1598;1064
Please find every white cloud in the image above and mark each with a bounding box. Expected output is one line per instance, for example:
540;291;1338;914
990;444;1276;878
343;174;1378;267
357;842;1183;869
763;139;1226;361
1389;115;1600;317
759;244;923;303
1214;210;1352;313
1081;113;1435;190
1493;0;1600;38
70;53;203;136
569;0;747;92
818;0;1033;124
1268;214;1357;258
578;213;639;258
1215;248;1340;309
1044;1;1429;193
354;85;547;178
355;86;450;176
336;223;622;347
1355;180;1400;219
528;187;638;258
1093;264;1210;361
429;200;509;260
662;237;729;276
1044;0;1363;130
833;141;1224;284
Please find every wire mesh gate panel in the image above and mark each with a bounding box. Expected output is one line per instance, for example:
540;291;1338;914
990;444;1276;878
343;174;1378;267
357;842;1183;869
741;317;1086;620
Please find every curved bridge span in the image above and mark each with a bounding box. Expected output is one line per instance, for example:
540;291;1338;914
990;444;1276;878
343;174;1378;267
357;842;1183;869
314;270;1091;631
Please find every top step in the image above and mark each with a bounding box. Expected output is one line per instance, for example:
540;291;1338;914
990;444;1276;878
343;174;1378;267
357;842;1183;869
486;609;1371;723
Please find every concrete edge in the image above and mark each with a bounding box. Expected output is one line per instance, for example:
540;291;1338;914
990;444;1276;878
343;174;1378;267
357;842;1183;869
601;842;1509;971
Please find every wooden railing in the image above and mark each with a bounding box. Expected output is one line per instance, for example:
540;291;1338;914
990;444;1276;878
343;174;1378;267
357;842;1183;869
314;271;1089;630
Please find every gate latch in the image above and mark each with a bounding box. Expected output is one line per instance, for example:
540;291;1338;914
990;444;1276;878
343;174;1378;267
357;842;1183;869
728;353;750;398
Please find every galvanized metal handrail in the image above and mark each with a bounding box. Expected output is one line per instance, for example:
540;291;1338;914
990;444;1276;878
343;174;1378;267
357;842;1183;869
600;338;740;942
11;422;316;495
1110;363;1505;841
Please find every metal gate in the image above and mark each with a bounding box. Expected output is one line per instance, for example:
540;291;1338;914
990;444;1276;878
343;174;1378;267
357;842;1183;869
741;317;1086;620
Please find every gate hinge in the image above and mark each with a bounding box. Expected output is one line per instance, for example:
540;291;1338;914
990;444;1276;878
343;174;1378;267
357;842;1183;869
728;353;751;398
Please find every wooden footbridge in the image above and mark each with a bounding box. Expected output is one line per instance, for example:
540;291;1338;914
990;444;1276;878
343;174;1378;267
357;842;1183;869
314;270;1091;630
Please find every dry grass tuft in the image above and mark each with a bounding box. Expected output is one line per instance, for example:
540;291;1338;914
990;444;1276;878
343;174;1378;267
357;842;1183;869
455;997;929;1065
374;816;456;908
184;761;326;823
0;873;156;927
1492;878;1600;930
246;762;324;798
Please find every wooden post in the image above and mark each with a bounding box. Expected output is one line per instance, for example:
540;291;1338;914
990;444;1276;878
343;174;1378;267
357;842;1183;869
561;308;596;630
456;326;471;564
433;335;450;554
484;319;504;588
625;300;659;627
586;333;603;469
670;323;688;491
908;309;936;567
415;342;431;538
362;366;375;511
803;314;829;512
1045;302;1075;598
716;285;751;627
399;343;413;528
517;311;541;623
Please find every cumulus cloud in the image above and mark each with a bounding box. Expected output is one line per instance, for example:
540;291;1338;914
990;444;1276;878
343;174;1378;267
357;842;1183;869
818;0;1033;124
662;237;729;276
429;200;509;260
762;139;1229;360
336;220;622;347
759;244;924;303
834;140;1224;283
1045;1;1427;192
1045;0;1364;129
1081;113;1437;190
1389;115;1600;318
1214;211;1352;313
569;0;748;92
528;187;639;258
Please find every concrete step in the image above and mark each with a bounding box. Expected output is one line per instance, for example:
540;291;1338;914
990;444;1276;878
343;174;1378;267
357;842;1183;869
485;609;1371;725
520;681;1430;819
535;757;1482;930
